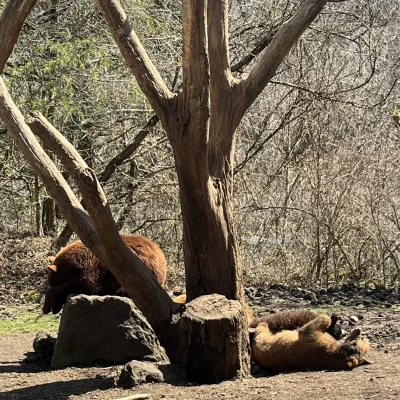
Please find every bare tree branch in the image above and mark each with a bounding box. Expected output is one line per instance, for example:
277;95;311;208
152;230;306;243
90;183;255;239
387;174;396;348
207;0;232;87
0;77;99;248
238;0;328;113
231;28;278;73
269;79;367;108
181;0;210;129
234;98;311;174
0;0;38;73
96;0;175;122
99;114;160;182
26;111;177;330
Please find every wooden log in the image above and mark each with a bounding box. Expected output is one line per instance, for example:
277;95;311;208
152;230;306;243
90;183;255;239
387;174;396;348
172;294;250;383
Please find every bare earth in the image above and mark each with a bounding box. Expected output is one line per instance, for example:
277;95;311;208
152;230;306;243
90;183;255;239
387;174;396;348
1;306;400;400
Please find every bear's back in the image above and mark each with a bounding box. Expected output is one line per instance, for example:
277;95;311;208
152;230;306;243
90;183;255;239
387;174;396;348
48;234;167;293
121;234;167;287
49;240;112;293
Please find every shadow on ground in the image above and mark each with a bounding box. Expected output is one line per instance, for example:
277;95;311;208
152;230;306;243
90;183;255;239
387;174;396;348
0;377;104;400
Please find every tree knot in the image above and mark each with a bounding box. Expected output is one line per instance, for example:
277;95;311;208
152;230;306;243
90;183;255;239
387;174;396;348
211;178;224;207
213;178;222;191
80;168;97;186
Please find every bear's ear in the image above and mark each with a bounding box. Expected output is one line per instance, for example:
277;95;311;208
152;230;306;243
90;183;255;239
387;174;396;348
48;256;55;263
48;264;57;272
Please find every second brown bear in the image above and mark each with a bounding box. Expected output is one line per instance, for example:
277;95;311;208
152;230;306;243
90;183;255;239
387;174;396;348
43;234;167;314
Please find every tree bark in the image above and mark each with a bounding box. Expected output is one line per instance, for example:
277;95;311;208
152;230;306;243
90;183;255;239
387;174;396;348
0;0;38;73
172;132;242;303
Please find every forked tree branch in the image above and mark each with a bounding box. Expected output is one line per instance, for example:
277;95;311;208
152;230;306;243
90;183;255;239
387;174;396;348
96;0;175;123
238;0;328;114
26;111;176;329
0;0;38;73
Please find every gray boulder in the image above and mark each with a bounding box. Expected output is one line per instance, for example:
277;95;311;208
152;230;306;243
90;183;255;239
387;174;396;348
51;295;168;369
303;291;317;301
33;331;57;356
104;360;164;388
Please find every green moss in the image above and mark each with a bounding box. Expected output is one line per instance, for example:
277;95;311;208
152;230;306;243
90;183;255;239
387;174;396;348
0;305;60;335
22;290;42;303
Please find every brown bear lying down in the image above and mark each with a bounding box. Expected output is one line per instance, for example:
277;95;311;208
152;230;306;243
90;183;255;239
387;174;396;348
250;309;342;339
252;314;372;372
43;234;167;314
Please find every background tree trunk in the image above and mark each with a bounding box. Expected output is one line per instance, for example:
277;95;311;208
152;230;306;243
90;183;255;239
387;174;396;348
41;196;57;235
34;174;43;236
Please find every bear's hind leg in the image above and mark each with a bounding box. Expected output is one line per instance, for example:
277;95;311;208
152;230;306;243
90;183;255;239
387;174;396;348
298;314;332;336
253;322;274;339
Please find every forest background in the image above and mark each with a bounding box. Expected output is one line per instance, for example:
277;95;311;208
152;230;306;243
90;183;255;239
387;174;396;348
0;0;399;290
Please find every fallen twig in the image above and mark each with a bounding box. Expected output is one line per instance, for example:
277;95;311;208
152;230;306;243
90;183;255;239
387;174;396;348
112;394;150;400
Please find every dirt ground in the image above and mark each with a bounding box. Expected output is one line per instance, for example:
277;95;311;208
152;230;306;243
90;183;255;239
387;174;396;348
1;306;400;400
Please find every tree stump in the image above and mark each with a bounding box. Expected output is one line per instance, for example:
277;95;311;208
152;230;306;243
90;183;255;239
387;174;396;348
172;294;250;383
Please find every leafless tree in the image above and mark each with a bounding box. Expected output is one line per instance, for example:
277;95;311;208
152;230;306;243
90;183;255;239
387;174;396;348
2;0;388;380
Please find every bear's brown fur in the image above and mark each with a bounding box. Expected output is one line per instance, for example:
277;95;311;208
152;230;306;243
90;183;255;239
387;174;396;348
173;293;254;324
249;309;318;330
249;310;341;339
251;314;372;372
43;234;167;314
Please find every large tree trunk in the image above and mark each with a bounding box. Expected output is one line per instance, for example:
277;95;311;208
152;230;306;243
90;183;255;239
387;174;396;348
170;0;244;304
176;161;241;301
172;121;242;302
